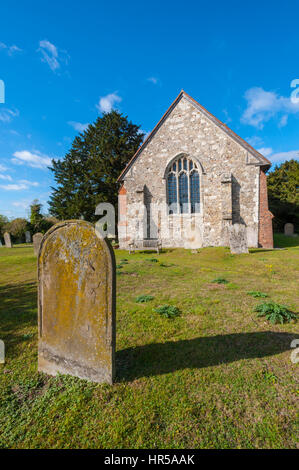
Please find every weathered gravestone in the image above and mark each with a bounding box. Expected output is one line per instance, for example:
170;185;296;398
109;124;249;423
229;223;249;254
4;232;12;248
284;223;294;236
38;220;116;384
33;232;43;255
0;340;4;364
25;231;31;243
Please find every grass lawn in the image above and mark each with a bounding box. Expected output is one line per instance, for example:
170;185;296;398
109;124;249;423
0;234;298;449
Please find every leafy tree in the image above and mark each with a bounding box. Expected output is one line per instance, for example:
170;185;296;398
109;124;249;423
48;111;144;222
29;200;56;233
4;218;28;242
0;214;9;235
267;159;299;231
30;199;44;231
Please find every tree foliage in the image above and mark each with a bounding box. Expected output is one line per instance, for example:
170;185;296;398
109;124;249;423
28;200;57;234
30;200;44;231
0;214;9;236
267;159;299;231
48;111;144;222
4;218;28;241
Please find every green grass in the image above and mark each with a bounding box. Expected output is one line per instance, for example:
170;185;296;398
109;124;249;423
0;235;298;449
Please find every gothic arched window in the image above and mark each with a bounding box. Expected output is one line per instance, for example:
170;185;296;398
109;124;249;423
166;156;200;214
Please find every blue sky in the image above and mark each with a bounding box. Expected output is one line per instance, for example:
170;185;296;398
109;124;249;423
0;0;298;219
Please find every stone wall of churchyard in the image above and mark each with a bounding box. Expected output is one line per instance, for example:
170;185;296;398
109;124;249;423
118;96;262;249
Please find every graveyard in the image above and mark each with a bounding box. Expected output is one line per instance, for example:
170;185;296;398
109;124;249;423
0;234;298;449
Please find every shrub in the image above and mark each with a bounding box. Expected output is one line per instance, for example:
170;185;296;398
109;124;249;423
212;277;229;284
254;302;297;324
147;258;158;263
136;295;154;303
153;305;180;319
247;291;269;298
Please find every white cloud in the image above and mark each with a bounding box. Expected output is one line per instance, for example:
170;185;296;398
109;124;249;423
147;77;158;85
68;121;89;132
269;150;299;163
0;179;39;191
0;108;19;123
96;93;122;113
241;87;299;128
222;109;232;124
247;142;299;164
12;150;52;169
0;164;8;172
1;183;27;191
257;147;273;157
12;200;30;209
0;42;22;56
38;40;59;71
19;179;39;187
246;136;264;147
278;114;288;128
37;40;69;72
0;173;12;181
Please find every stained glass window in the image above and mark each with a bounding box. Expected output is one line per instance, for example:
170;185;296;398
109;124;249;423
167;173;177;214
167;156;200;214
190;171;200;213
179;172;188;213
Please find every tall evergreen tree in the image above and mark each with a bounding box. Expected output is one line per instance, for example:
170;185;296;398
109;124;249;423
267;159;299;231
30;199;44;230
48;111;144;221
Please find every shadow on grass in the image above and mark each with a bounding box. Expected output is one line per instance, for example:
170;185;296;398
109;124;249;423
0;281;37;358
0;281;37;332
274;233;299;248
116;331;297;381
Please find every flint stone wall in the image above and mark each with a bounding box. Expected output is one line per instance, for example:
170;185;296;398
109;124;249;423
118;95;263;249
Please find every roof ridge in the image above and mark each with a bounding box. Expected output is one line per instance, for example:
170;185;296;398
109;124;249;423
117;91;271;182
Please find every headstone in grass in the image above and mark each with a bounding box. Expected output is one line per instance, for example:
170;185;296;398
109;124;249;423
33;232;43;256
25;231;31;243
38;220;116;384
136;294;154;303
153;305;180;318
4;232;12;248
229;223;248;254
284;223;294;237
0;340;4;364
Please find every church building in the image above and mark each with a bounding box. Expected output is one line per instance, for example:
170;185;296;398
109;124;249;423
117;91;273;250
